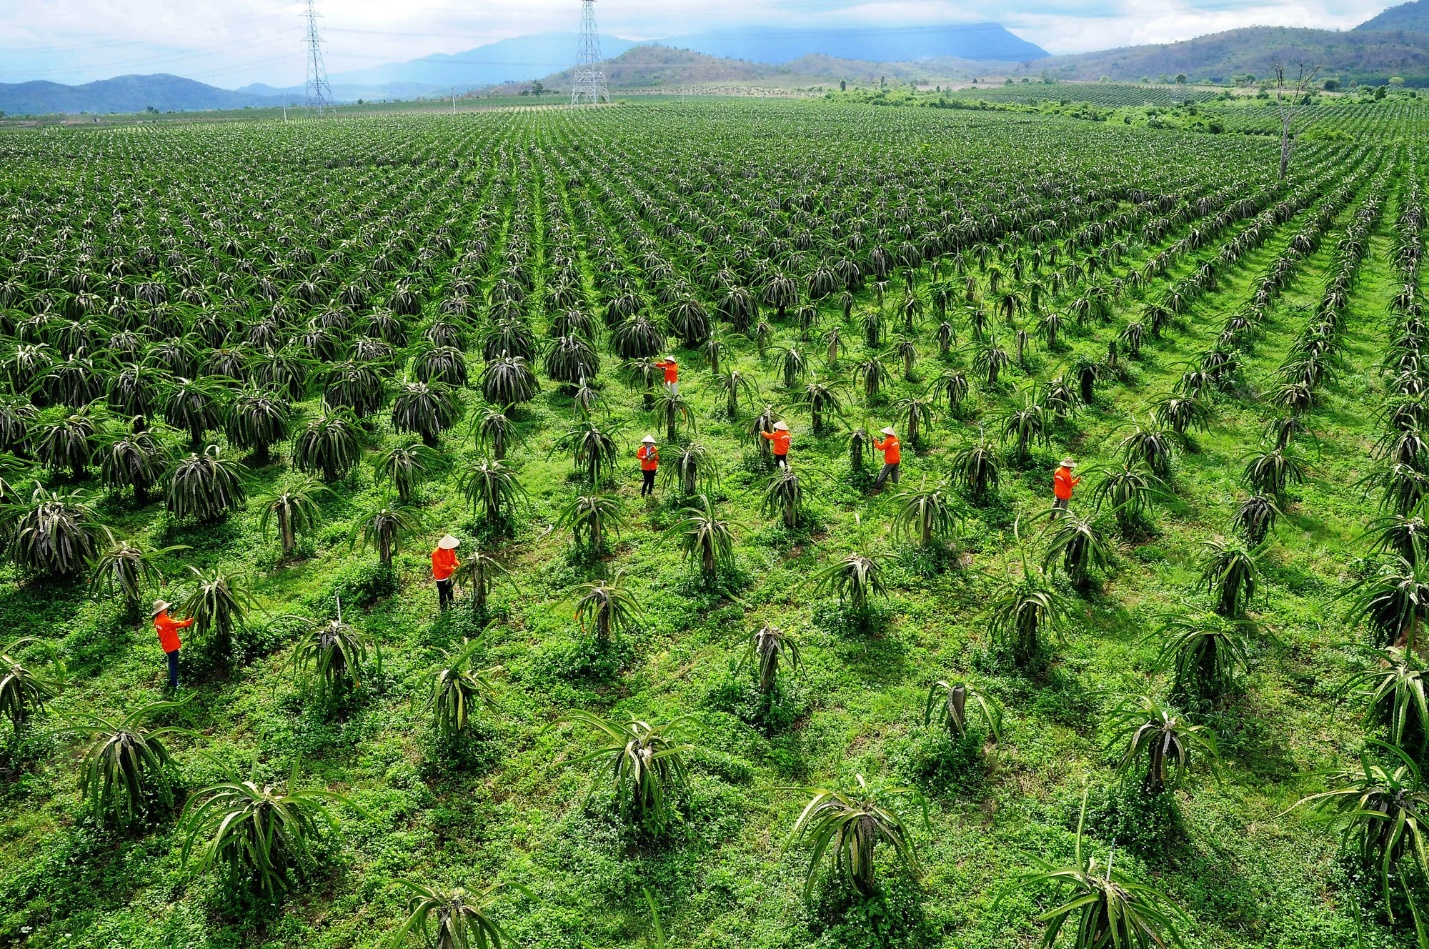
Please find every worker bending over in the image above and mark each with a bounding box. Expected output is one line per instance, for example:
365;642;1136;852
762;420;791;468
873;426;901;488
432;534;461;611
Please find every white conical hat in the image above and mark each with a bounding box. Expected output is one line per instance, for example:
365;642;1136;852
642;435;657;444
773;421;789;431
881;426;897;436
438;534;461;550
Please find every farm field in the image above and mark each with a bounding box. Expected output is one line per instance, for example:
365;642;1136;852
1;96;1428;948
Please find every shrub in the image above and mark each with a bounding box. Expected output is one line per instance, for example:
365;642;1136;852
292;410;363;483
349;503;420;569
1199;538;1259;618
1346;646;1429;755
673;494;737;580
923;680;1000;742
814;552;887;624
1;637;62;734
7;482;109;579
787;774;922;898
292;617;374;701
225;387;291;464
568;712;692;834
182;566;255;663
762;466;805;531
89;538;170;616
167;446;247;523
1038;509;1116;592
574;570;642;645
481;353;539;406
1347;555;1429;650
1287;742;1429;918
1000;791;1188;946
950;440;1000;503
374;441;438;504
391;882;511;949
257;477;327;559
984;561;1066;666
181;771;349;896
740;625;801;696
98;430;168;505
1155;614;1253;703
392;381;460;447
1110;695;1217;793
35;412;97;479
555;420;621;485
428;636;499;744
1088;463;1162;538
323;360;386;417
460;459;524;529
64;700;189;828
558;494;624;555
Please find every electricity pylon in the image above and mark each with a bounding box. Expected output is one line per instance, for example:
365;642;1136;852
304;0;332;113
571;0;609;105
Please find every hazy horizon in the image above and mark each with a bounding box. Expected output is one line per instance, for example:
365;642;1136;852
0;0;1399;88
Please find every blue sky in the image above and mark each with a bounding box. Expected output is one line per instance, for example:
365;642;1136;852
0;0;1395;87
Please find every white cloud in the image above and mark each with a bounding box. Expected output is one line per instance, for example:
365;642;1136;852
0;0;1399;85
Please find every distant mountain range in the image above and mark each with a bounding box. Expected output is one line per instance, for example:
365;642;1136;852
325;32;639;90
656;24;1046;65
519;45;986;93
1029;22;1429;84
3;2;1426;117
0;74;287;116
318;24;1044;93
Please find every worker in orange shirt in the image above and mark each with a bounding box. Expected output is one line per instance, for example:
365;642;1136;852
873;426;901;488
1053;458;1080;516
638;435;660;497
761;420;791;468
432;534;461;611
152;599;194;691
656;356;679;396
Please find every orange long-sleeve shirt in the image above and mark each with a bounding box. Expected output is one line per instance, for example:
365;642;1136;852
638;445;659;471
659;360;679;384
874;435;901;464
761;429;791;454
154;611;193;653
432;547;460;582
1054;466;1080;501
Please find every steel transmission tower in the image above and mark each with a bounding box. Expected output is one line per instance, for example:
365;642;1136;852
571;0;609;105
303;0;332;113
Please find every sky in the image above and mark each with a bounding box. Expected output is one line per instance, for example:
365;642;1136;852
0;0;1397;87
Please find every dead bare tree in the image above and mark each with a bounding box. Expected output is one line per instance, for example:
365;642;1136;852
1272;59;1321;179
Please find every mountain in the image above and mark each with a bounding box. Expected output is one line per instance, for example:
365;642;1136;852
1024;25;1429;83
1355;0;1429;31
319;23;1041;95
660;24;1047;64
518;45;988;93
326;33;638;90
530;46;780;90
0;74;289;116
